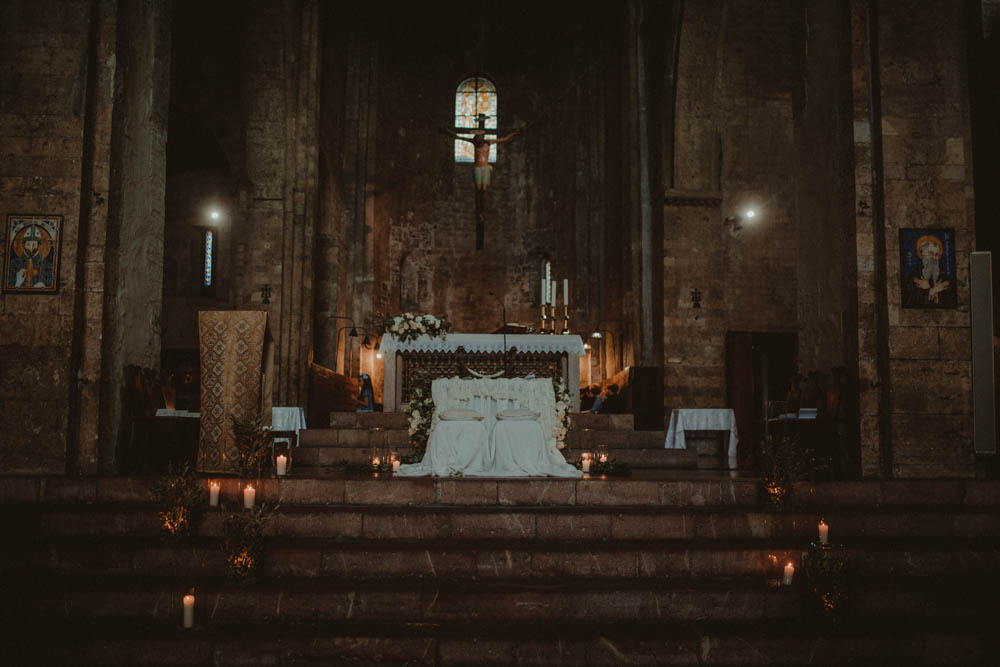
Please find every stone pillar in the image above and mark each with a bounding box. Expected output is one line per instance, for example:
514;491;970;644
98;0;171;472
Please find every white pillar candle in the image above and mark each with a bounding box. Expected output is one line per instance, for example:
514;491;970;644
243;484;255;509
182;594;195;628
783;562;794;586
582;454;591;473
563;279;569;306
549;280;556;307
818;520;829;545
209;481;220;507
276;454;288;476
392;458;401;472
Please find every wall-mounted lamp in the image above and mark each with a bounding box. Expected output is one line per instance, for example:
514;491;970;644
723;208;758;234
260;284;271;304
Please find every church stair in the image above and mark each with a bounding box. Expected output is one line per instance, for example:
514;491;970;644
3;476;999;665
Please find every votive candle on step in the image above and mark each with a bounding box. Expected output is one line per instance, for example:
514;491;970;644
783;562;794;586
581;453;591;473
182;593;195;628
392;458;401;472
818;519;829;545
243;484;255;509
209;481;220;507
276;454;288;476
372;456;381;467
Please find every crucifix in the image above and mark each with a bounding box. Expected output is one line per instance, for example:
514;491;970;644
450;114;523;249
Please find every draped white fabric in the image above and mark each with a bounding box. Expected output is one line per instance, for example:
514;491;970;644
395;376;581;478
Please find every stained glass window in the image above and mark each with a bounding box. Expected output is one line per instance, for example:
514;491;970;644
454;77;498;163
203;230;213;287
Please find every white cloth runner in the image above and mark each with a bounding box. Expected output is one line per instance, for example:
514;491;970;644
271;406;306;446
664;408;738;459
395;376;580;478
379;333;586;357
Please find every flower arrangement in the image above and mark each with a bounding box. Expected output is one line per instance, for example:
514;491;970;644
551;377;571;450
152;463;202;543
405;370;436;461
231;415;273;480
380;312;452;344
755;433;828;509
222;500;278;582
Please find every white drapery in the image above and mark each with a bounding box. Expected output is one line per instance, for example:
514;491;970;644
395;376;581;478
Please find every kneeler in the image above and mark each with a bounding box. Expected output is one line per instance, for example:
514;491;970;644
196;311;274;473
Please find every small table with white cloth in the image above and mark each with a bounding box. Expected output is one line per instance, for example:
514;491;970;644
395;376;581;478
664;408;739;464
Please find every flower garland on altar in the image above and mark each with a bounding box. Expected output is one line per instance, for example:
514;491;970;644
552;376;571;450
405;371;436;461
380;312;452;344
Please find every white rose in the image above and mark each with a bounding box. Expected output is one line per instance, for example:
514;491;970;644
412;410;421;420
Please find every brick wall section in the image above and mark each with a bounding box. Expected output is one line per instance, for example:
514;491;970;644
0;0;93;472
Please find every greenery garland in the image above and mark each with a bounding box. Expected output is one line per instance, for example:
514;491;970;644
222;500;278;582
152;463;203;543
379;312;452;344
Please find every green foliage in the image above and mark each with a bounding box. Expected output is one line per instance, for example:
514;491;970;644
405;369;436;461
230;415;273;480
754;433;828;508
151;463;203;543
801;542;854;625
222;500;278;582
572;457;632;477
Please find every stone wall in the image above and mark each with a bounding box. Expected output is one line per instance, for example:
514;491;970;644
852;0;977;477
0;0;96;473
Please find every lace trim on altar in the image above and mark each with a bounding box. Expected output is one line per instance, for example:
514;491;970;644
380;333;585;356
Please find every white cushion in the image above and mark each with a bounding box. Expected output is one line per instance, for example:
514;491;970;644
438;408;484;421
496;407;540;421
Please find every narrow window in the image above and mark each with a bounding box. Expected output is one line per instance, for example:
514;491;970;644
454;77;498;163
203;229;214;287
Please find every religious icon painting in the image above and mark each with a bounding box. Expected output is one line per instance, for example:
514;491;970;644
899;228;957;309
3;214;62;294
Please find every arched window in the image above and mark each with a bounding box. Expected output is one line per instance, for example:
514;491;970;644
454;77;498;163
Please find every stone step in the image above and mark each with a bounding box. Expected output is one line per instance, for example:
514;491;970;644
5;477;1000;510
564;429;668;448
18;503;1000;543
18;575;998;627
568;413;635;430
329;411;410;429
561;447;698;469
10;618;995;666
293;445;419;467
23;537;1000;581
299;427;410;448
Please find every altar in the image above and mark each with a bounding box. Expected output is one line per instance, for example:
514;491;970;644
380;333;585;412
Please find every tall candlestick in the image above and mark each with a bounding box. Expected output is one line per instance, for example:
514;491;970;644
783;562;794;586
209;481;220;507
276;454;288;476
183;594;195;628
243;484;255;509
818;519;829;545
541;278;548;304
563;278;569;306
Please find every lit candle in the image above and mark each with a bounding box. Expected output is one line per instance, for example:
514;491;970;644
276;454;288;476
818;519;829;545
182;593;195;628
372;456;381;467
783;562;794;586
209;481;220;507
582;453;591;473
243;484;255;509
599;453;608;463
563;279;569;306
392;458;401;472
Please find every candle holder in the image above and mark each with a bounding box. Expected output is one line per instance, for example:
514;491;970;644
539;304;549;335
549;305;557;334
561;305;569;334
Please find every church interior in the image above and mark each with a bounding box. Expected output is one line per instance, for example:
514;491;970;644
3;0;1000;664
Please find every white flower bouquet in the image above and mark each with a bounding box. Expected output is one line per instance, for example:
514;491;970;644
551;377;571;450
380;312;452;344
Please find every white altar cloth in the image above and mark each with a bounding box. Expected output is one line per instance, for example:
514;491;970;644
665;408;738;460
380;333;585;413
395;376;581;478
